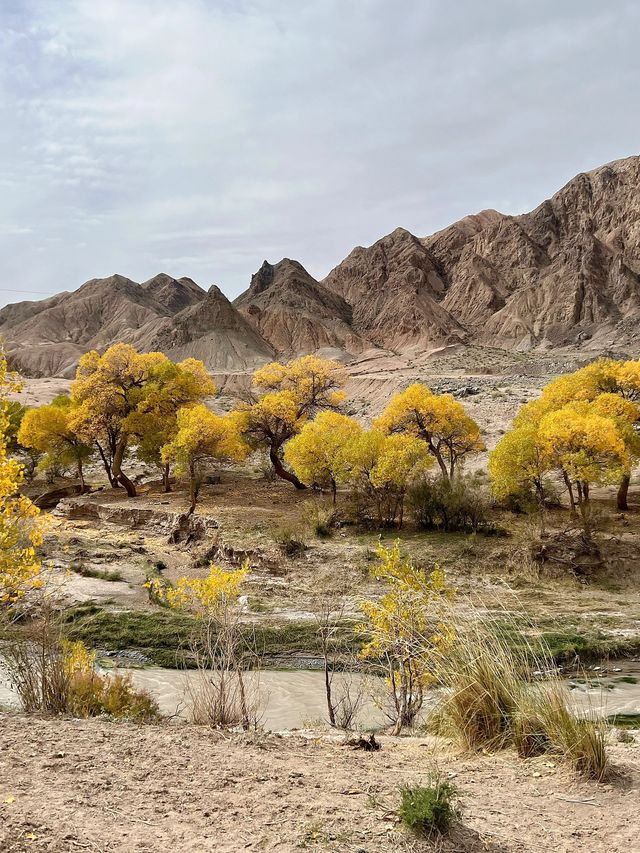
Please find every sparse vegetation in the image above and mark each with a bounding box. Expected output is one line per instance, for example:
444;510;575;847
398;776;459;836
69;561;124;582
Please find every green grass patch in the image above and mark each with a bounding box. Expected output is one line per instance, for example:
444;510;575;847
69;562;124;582
606;713;640;729
62;605;364;668
398;780;459;836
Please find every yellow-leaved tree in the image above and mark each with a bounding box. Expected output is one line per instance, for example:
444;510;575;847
148;562;256;729
359;541;455;734
374;382;484;479
70;344;215;496
236;355;346;488
0;356;43;606
336;429;433;527
161;404;250;513
283;410;362;503
537;402;628;534
488;423;550;525
17;395;94;490
516;358;640;509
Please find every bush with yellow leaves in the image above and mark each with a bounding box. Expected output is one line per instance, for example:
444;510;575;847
359;541;455;734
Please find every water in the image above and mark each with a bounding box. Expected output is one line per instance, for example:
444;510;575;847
2;662;639;730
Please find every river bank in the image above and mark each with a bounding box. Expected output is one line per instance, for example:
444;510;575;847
1;712;638;852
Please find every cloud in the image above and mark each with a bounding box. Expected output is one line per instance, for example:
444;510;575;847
1;0;639;305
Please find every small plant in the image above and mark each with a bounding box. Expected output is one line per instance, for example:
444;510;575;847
301;499;336;539
273;524;307;556
398;777;459;836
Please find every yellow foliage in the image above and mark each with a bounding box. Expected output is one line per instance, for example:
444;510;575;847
70;343;216;493
147;561;248;616
489;424;548;501
62;639;97;677
335;428;433;525
283;411;362;492
359;541;455;731
161;404;249;509
252;354;347;411
239;355;348;485
538;403;629;488
18;400;92;484
161;404;249;473
0;357;43;605
374;382;484;478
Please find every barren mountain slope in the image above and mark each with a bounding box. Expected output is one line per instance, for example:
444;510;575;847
0;274;180;377
427;156;640;349
147;284;274;371
322;227;467;351
2;155;640;377
234;258;368;357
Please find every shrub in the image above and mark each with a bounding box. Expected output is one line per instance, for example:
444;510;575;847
273;524;307;556
5;621;160;722
408;475;493;534
66;669;160;722
301;499;336;538
431;611;609;780
398;777;459;835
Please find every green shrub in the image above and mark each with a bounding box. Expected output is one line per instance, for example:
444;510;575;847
398;778;459;835
273;524;307;556
408;475;493;534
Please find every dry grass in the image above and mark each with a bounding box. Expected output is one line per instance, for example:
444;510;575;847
431;605;610;780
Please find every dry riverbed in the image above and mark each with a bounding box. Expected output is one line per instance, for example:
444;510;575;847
1;712;639;853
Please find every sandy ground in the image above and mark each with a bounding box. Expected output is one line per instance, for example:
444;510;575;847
0;713;638;853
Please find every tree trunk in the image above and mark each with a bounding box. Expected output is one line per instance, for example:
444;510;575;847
331;478;337;506
324;655;336;728
269;445;306;489
188;471;200;515
96;441;119;488
576;481;591;538
112;436;136;497
562;471;576;513
77;457;85;491
163;463;172;493
617;473;631;511
432;446;450;480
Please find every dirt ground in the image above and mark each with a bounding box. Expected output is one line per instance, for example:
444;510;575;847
0;712;638;853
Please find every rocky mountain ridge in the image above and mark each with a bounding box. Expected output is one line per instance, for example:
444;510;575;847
2;155;639;377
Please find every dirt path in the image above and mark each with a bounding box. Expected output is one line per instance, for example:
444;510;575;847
0;713;638;852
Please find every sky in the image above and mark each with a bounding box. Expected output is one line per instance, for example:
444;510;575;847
1;1;639;306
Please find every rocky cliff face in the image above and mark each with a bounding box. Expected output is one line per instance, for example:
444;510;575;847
2;155;639;377
321;228;467;351
234;259;367;356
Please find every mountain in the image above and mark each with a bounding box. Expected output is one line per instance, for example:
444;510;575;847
2;155;639;378
321;227;467;352
426;157;640;349
0;273;269;377
147;284;274;371
234;259;367;357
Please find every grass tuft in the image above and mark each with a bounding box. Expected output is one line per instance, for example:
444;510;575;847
398;777;459;836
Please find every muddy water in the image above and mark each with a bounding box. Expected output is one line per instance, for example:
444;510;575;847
2;663;640;729
125;668;386;729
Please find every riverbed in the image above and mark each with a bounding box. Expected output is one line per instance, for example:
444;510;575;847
2;661;640;729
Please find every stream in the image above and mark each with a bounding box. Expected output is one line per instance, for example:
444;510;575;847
2;662;639;729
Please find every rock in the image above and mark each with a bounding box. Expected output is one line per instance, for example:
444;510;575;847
54;495;218;542
33;484;86;509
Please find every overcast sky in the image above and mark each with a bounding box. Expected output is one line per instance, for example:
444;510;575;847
1;1;639;306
